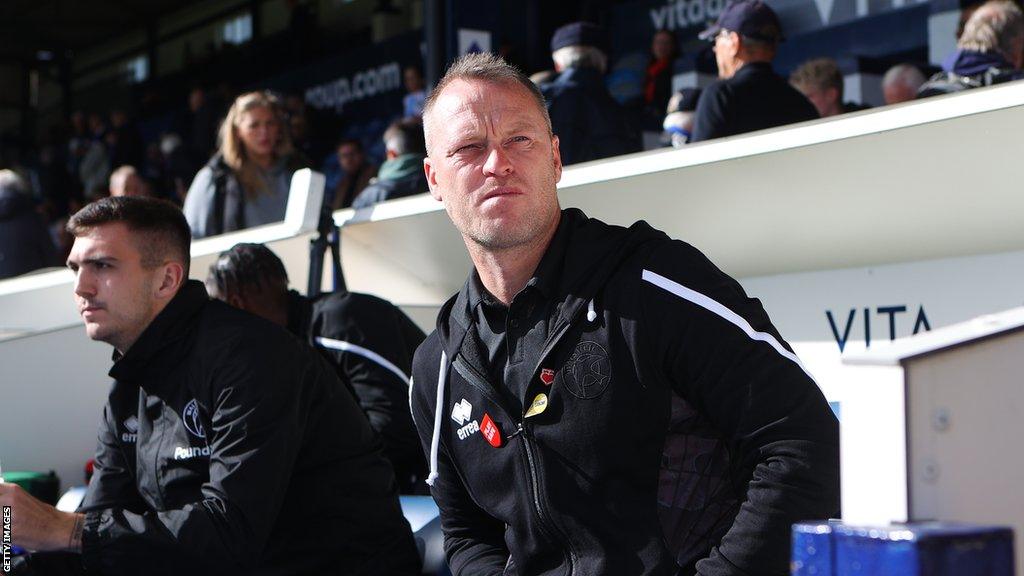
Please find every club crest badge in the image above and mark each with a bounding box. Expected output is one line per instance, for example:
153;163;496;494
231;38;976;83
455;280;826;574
182;399;206;439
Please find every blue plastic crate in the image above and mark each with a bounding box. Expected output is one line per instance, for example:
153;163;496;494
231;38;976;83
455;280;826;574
792;521;1015;576
792;521;839;576
834;523;1014;576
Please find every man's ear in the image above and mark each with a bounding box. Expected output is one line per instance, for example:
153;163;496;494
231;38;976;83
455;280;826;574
424;156;443;202
226;292;247;311
155;261;186;301
551;135;563;183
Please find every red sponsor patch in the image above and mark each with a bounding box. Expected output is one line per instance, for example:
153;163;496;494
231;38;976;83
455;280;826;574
539;368;555;386
480;413;502;448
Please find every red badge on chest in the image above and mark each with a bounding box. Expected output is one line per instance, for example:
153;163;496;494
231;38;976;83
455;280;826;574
480;413;502;448
539;368;555;386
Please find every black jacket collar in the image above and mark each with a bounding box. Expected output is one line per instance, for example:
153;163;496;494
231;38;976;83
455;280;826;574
733;61;775;81
438;208;666;361
109;280;209;385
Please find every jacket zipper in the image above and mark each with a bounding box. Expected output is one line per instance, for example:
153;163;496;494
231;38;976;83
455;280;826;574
519;424;578;575
451;354;577;575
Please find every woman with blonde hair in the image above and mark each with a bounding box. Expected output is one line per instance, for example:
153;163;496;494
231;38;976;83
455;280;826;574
184;91;308;238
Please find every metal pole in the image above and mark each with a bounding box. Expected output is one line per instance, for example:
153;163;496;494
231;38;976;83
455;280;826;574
424;0;446;90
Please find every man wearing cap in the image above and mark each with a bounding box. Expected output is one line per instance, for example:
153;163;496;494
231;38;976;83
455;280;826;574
691;0;818;142
539;21;640;165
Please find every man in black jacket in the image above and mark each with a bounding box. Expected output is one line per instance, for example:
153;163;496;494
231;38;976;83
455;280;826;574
205;242;428;493
691;1;818;142
0;197;419;575
411;52;839;576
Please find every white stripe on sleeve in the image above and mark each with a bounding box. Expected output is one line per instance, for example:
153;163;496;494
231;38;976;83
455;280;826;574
641;269;817;383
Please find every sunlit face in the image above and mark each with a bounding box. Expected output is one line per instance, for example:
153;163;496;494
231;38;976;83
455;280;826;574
236;106;281;160
424;79;562;252
67;223;166;353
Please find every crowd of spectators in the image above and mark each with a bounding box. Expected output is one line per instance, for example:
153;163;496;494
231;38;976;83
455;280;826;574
1;0;1020;281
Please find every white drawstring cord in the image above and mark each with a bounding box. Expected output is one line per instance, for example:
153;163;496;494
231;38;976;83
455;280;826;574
426;351;448;486
587;298;597;322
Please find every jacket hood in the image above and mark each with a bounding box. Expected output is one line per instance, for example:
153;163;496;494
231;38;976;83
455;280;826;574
943;48;1014;76
434;208;667;360
0;187;33;220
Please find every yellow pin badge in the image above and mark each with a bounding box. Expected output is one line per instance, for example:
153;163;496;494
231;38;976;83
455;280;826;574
524;393;548;418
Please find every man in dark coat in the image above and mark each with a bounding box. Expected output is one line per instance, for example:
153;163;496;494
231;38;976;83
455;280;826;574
691;1;818;142
0;170;59;279
540;22;641;165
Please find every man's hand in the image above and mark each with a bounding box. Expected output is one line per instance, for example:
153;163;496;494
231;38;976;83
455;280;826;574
0;483;83;552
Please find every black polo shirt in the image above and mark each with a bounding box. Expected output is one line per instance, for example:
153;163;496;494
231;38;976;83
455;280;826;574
466;217;571;416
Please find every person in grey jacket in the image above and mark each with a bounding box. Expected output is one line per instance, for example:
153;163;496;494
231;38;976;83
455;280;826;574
183;91;308;238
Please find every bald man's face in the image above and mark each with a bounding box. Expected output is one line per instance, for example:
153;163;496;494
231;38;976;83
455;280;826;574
423;79;562;253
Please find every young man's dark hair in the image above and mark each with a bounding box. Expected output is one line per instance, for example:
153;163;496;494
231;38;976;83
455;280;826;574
206;242;288;302
207;242;430;494
67;196;191;275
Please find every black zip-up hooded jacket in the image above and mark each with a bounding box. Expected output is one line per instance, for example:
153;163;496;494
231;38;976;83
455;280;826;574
409;209;839;576
77;280;420;575
285;289;428;493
